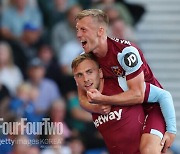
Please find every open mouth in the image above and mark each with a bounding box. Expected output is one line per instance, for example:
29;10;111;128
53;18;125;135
81;41;87;48
85;83;93;89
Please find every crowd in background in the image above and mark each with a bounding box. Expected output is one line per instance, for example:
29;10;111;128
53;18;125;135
0;0;146;153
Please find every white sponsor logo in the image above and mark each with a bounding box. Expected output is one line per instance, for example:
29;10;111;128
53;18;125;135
120;40;131;45
93;109;122;128
127;53;137;66
111;38;131;45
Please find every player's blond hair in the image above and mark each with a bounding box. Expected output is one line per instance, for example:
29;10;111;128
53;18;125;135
71;53;99;72
75;9;109;27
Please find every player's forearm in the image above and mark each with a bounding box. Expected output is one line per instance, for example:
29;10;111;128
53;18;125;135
72;108;92;122
101;89;144;106
101;71;145;106
79;98;102;113
148;84;177;134
78;86;107;113
79;92;104;114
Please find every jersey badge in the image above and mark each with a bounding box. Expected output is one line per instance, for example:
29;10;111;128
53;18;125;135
111;66;124;77
124;52;138;67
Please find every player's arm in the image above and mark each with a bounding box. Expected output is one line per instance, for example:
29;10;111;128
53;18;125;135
100;46;145;105
87;71;144;105
147;83;176;134
121;46;176;133
87;46;145;105
147;84;176;152
87;74;176;135
78;86;111;114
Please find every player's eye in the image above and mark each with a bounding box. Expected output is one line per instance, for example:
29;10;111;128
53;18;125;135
87;70;93;74
75;73;82;78
81;28;86;32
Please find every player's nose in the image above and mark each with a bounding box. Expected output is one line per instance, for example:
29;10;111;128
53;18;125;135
83;74;89;82
77;30;82;38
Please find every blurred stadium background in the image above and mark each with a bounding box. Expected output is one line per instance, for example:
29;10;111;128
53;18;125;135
0;0;180;153
127;0;180;149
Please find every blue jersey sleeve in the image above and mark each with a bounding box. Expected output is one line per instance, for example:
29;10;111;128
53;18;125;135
117;46;143;75
148;84;176;134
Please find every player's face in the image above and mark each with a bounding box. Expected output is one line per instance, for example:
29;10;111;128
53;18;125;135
76;16;100;53
73;59;103;91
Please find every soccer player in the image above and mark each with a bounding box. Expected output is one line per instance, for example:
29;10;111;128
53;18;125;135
75;9;176;153
72;53;145;153
72;53;176;153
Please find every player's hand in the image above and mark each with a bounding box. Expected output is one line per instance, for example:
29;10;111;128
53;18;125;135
161;132;176;153
98;105;111;115
87;89;103;104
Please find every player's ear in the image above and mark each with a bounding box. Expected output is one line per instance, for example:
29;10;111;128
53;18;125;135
73;76;78;86
97;27;104;36
74;78;79;86
99;68;103;78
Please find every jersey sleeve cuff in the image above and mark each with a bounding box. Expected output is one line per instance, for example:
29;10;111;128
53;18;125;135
126;65;143;80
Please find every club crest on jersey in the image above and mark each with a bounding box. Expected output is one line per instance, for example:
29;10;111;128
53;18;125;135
111;66;124;77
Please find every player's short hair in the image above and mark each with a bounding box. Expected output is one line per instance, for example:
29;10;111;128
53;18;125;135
75;9;109;27
71;53;99;72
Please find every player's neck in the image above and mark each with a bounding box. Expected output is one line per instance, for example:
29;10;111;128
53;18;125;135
93;36;108;58
98;78;104;93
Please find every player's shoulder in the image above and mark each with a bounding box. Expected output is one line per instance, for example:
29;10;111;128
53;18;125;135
109;37;141;48
118;46;141;69
109;37;132;46
109;37;139;55
110;37;140;51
